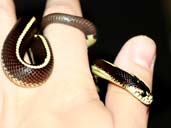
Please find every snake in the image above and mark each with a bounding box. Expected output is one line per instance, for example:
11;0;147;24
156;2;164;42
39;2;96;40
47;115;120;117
1;13;153;105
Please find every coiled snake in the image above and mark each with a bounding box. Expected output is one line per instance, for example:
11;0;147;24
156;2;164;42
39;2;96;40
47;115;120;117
1;13;153;105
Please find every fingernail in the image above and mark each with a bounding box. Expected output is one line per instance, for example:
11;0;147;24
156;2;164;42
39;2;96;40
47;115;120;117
130;36;156;69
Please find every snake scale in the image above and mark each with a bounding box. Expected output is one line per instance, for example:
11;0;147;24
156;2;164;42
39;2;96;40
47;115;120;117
1;13;153;105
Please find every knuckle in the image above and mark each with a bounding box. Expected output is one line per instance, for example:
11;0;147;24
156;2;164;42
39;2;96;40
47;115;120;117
44;4;79;16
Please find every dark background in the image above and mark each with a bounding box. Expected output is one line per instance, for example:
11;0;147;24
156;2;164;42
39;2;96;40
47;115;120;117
13;0;171;127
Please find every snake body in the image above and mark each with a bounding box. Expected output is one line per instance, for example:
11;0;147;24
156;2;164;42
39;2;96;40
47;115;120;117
2;16;53;87
1;13;152;105
1;13;96;87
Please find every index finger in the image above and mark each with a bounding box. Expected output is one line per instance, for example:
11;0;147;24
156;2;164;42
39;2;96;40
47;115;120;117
0;0;16;45
42;0;98;95
0;0;16;88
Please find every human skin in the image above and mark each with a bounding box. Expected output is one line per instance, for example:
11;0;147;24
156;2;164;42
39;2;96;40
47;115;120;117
0;0;156;128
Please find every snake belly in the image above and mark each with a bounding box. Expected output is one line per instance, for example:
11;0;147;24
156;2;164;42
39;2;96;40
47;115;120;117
1;13;97;87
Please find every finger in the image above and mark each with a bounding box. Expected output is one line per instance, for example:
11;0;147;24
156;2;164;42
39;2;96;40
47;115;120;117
106;36;156;128
0;0;16;46
0;0;16;125
42;0;98;103
0;0;16;87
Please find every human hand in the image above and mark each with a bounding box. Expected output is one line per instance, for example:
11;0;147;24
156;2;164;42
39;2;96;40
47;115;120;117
0;0;156;128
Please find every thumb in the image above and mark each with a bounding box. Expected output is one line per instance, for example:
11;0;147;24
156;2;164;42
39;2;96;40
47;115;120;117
106;35;156;128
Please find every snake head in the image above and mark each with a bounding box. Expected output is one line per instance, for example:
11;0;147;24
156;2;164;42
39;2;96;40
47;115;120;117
126;75;153;105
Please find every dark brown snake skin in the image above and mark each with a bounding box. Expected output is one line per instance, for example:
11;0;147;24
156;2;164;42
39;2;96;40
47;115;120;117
1;13;96;87
1;13;152;105
41;13;97;37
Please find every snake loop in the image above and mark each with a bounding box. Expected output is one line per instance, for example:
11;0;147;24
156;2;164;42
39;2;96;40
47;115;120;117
1;13;96;87
2;16;53;87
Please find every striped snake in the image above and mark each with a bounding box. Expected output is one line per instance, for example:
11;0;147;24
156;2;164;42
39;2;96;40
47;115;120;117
1;13;153;105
